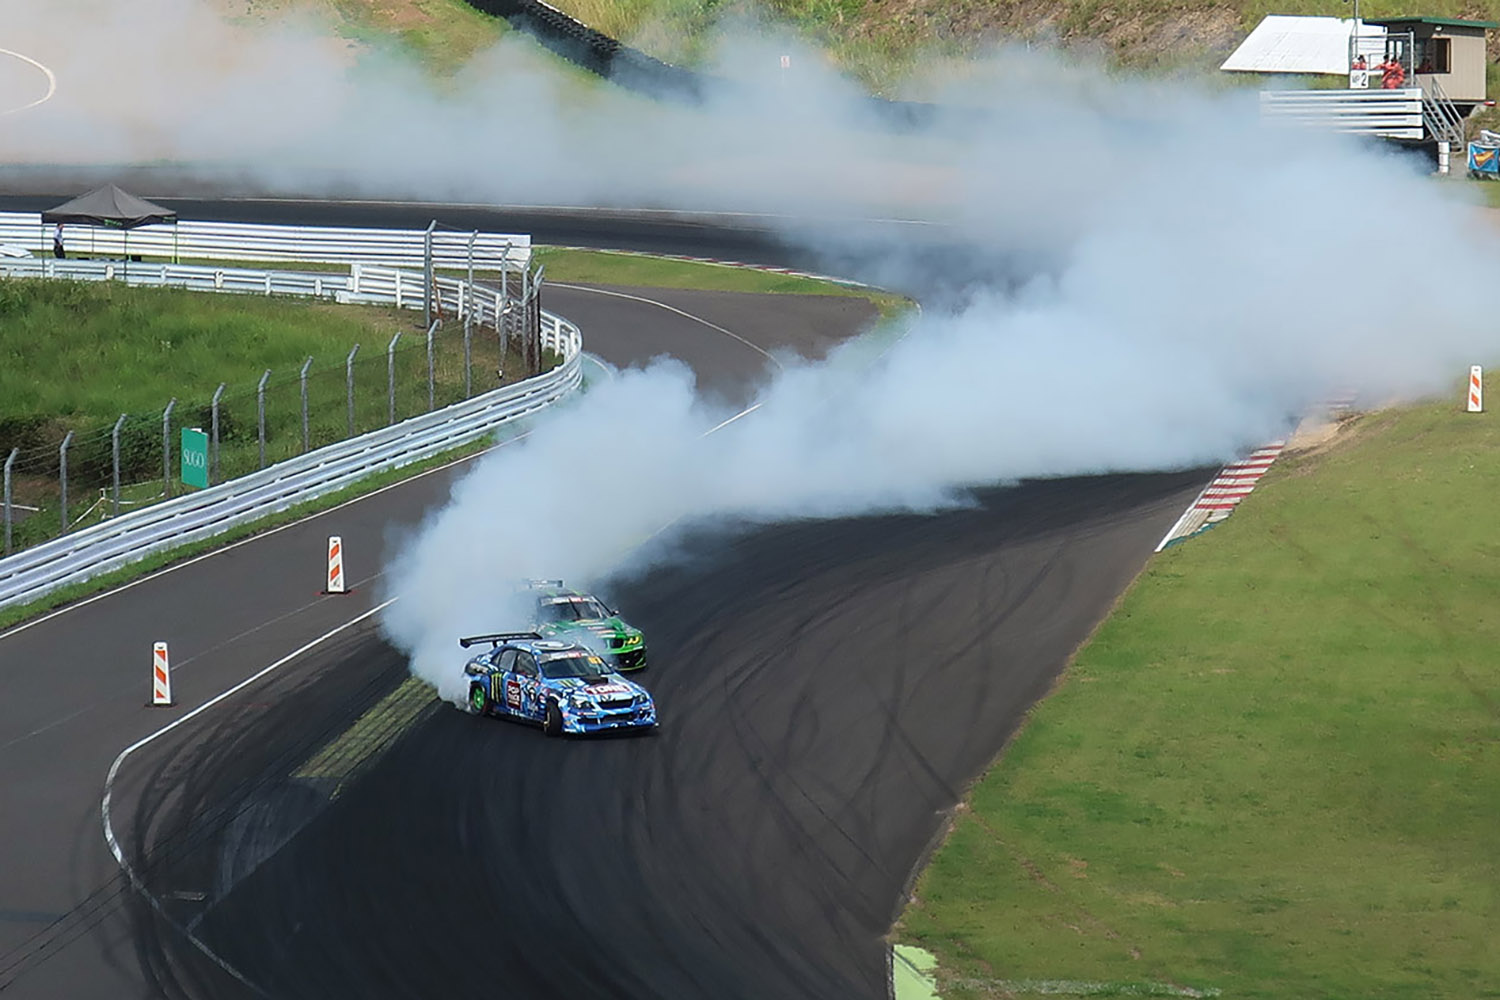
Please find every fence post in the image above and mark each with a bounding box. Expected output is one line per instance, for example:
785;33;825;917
427;319;437;412
210;383;225;485
111;413;126;517
3;447;16;556
424;220;436;331
346;343;360;438
299;356;314;454
501;245;510;308
59;431;74;535
463;309;473;399
535;266;546;364
162;398;176;500
501;293;513;383
465;232;476;398
387;332;401;426
257;370;271;470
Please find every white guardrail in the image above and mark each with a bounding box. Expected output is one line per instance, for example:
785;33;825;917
0;257;523;327
0;212;532;271
0;249;581;613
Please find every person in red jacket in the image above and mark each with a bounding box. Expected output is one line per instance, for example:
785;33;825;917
1379;55;1407;89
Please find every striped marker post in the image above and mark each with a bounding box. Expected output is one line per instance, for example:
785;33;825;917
151;642;173;706
326;535;346;594
1468;366;1483;413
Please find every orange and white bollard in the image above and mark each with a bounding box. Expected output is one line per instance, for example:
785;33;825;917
326;535;346;594
1468;366;1483;413
151;642;173;706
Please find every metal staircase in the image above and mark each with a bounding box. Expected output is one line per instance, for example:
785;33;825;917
1420;76;1466;148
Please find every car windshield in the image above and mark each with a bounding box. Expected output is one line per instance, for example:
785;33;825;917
537;597;611;623
539;652;611;680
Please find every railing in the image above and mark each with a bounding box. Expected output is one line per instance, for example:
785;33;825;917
0;258;521;331
0;243;578;611
1259;88;1426;140
0;213;532;271
1420;76;1466;149
0;321;581;612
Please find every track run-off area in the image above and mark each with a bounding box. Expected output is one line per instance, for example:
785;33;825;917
0;198;1211;999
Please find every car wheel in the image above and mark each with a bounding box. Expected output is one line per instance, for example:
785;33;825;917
469;683;492;716
543;700;563;737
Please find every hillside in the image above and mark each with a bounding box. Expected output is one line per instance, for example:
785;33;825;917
239;0;1500;96
521;0;1500;90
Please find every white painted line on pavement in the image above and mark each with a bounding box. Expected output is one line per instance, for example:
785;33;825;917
100;598;396;996
0;432;530;644
552;282;784;372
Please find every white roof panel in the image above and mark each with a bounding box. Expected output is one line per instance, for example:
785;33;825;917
1221;15;1386;74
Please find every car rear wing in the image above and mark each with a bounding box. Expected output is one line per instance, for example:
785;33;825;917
459;632;542;648
523;579;565;589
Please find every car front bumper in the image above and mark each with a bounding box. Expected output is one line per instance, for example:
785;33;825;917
562;706;657;734
611;646;647;671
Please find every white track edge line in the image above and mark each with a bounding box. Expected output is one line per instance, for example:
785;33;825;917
0;431;530;644
99;598;396;994
551;282;783;370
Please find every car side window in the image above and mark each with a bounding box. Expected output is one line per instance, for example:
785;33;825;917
514;652;538;678
493;649;517;672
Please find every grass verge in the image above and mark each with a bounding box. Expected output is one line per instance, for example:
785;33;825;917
534;246;912;318
0;277;422;424
898;397;1500;999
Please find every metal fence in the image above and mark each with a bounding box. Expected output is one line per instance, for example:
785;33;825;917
0;312;581;612
0;258;557;559
0;213;532;271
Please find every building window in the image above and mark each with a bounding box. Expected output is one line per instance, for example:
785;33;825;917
1415;36;1451;74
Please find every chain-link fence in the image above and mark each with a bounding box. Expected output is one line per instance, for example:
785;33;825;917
3;285;545;558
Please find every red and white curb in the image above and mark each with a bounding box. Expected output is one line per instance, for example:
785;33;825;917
1155;442;1286;551
1154;393;1360;552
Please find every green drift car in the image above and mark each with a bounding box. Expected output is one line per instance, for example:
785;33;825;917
525;581;648;671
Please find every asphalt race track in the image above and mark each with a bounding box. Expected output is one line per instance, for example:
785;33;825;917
0;201;1211;999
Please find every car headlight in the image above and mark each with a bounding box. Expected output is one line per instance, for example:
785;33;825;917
568;693;596;710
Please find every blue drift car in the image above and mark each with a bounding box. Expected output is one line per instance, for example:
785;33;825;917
460;633;658;737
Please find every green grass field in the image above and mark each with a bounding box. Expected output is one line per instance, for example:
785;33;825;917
0;278;417;424
534;247;910;316
898;397;1500;999
0;277;528;551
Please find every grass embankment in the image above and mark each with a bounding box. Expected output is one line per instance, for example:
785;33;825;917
899;398;1500;999
224;0;1500;99
0;278;525;548
494;0;1500;93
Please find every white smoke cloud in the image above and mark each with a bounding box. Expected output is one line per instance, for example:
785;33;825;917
7;0;1498;697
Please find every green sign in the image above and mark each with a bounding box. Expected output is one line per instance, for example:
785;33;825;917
181;427;209;489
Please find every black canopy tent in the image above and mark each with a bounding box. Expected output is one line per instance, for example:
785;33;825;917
40;184;179;266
